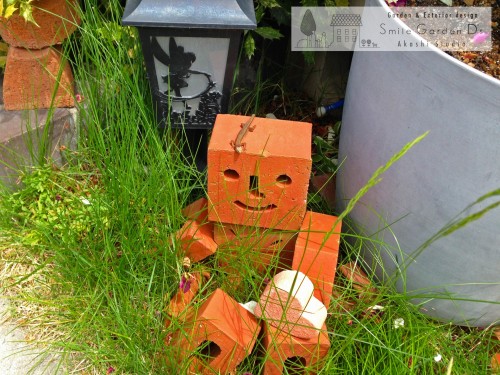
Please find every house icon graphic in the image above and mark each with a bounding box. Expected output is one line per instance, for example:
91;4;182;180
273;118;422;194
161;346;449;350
330;14;362;49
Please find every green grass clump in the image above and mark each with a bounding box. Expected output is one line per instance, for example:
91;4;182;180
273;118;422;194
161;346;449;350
2;0;200;373
0;1;498;374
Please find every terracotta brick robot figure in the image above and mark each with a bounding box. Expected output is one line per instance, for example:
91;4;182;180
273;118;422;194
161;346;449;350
169;114;342;374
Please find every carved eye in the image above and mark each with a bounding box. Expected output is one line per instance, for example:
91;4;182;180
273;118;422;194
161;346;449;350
276;174;292;186
223;169;239;181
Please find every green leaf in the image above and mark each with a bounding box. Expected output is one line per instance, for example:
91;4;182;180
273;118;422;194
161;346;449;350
244;33;255;59
269;6;290;26
3;4;17;18
255;27;283;40
303;51;315;65
259;0;280;8
255;5;265;23
97;23;126;43
312;154;323;163
19;2;37;25
439;0;452;5
0;41;9;53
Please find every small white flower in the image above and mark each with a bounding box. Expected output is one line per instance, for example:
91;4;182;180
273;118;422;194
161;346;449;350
368;305;385;311
434;353;442;362
80;197;91;205
393;317;405;329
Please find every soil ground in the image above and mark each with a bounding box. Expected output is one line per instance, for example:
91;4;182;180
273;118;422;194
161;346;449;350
408;0;499;79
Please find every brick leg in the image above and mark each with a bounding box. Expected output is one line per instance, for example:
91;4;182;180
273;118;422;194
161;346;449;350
168;289;261;374
261;322;330;375
293;211;342;307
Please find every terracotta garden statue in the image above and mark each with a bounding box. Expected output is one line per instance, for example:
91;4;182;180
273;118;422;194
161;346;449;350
166;114;342;374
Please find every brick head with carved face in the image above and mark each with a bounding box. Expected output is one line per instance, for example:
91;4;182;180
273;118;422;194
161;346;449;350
207;115;312;230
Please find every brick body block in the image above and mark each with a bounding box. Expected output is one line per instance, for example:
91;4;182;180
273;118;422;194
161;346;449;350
0;0;80;49
292;211;342;307
3;46;75;110
214;223;296;273
168;288;261;374
208;114;312;231
261;322;330;375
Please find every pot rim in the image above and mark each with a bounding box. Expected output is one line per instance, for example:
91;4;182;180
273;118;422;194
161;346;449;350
373;0;500;87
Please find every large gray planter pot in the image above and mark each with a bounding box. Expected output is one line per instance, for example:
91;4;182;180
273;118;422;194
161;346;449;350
336;0;500;327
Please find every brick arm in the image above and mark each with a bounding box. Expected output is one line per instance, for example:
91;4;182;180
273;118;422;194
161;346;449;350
292;211;342;307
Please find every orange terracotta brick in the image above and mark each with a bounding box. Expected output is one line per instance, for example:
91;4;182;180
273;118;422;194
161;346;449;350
255;270;327;340
182;197;209;222
165;271;210;328
177;219;217;263
3;46;75;110
492;353;500;372
208;114;312;231
261;322;330;375
294;249;336;307
214;223;296;272
292;211;342;307
338;262;378;298
168;288;261;374
0;0;80;49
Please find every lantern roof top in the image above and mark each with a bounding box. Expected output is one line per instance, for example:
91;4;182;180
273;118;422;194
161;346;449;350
122;0;257;29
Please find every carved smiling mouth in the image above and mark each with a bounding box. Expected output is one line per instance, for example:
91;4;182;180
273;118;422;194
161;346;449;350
234;201;277;212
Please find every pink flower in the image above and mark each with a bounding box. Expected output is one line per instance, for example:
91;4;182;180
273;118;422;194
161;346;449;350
75;93;84;103
472;32;489;44
179;275;192;293
107;367;115;374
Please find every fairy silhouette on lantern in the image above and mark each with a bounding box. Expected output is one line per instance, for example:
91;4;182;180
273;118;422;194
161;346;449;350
151;36;220;127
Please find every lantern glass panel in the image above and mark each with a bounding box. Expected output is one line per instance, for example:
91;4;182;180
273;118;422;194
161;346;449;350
152;36;230;125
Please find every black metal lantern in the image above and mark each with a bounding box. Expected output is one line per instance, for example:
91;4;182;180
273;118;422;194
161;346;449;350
122;0;256;170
